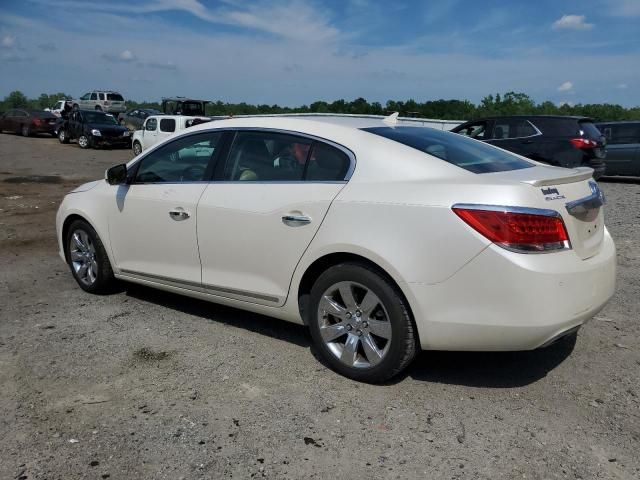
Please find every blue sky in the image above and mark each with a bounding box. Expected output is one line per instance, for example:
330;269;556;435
0;0;638;107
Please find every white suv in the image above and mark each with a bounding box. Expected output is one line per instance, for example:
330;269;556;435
131;115;210;155
73;90;126;115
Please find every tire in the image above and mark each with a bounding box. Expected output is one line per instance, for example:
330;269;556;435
21;124;31;137
132;141;142;156
78;134;91;149
72;104;79;111
58;129;69;144
95;106;102;111
64;219;117;294
308;262;417;383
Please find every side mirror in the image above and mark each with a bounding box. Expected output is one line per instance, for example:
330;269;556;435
106;164;128;185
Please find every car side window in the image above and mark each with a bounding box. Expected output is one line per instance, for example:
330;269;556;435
145;118;158;131
134;132;223;183
90;93;98;100
493;119;537;139
223;131;313;181
306;142;351;181
458;121;489;140
606;124;640;144
99;93;105;100
160;118;176;133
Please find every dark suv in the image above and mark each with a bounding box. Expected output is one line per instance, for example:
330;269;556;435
595;121;640;176
451;116;606;179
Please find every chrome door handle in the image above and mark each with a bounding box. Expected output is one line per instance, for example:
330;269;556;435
282;214;311;226
169;208;190;220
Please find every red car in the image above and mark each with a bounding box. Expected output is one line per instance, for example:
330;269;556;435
0;109;58;137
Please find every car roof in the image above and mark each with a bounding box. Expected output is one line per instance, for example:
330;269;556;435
463;115;593;122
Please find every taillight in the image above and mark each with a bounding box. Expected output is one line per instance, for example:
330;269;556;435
452;205;571;253
570;138;598;149
33;118;42;126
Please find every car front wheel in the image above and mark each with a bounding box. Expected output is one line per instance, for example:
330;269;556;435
78;134;91;149
308;263;417;383
22;124;31;137
65;219;116;294
132;141;142;156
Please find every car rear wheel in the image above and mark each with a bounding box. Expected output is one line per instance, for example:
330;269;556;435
78;134;91;149
65;219;117;294
95;105;102;111
133;141;142;156
58;129;69;144
308;263;417;383
21;125;31;137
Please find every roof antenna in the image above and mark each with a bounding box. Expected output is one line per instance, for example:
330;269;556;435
383;112;399;126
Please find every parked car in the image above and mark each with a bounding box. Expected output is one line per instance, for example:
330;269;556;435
451;116;607;179
161;97;209;116
596;121;640;176
118;108;161;131
45;99;73;117
56;109;131;149
73;90;127;115
0;109;57;136
131;114;210;155
56;115;615;382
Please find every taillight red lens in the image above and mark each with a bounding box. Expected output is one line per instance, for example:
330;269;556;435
453;207;570;252
33;118;42;126
570;138;597;149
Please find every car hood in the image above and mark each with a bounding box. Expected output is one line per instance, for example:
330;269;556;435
68;180;101;193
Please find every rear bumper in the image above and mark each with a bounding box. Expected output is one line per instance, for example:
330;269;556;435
406;230;616;351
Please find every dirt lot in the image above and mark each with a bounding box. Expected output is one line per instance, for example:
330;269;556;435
0;132;639;480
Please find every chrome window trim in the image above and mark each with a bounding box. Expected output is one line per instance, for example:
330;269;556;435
490;120;542;141
119;268;280;303
128;127;356;184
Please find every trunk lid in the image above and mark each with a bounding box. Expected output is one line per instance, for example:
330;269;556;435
487;165;605;260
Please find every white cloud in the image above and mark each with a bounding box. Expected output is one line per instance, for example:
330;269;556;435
1;35;16;48
557;100;575;107
120;50;135;61
101;49;137;62
616;83;628;89
552;14;593;31
557;81;573;92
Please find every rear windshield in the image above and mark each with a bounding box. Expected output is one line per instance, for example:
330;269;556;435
362;126;533;174
107;93;124;101
579;121;603;140
83;111;118;125
182;102;205;115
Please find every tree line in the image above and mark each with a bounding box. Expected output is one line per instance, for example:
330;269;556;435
2;90;639;121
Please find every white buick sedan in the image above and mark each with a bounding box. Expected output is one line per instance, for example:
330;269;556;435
56;115;616;382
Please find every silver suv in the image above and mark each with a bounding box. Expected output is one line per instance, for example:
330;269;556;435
73;90;126;114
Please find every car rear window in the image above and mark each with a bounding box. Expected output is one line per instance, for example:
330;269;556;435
578;121;603;140
107;93;124;101
362;126;533;174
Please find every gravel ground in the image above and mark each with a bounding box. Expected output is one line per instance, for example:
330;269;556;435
0;132;639;480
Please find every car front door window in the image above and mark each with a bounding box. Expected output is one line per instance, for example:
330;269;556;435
134;132;222;183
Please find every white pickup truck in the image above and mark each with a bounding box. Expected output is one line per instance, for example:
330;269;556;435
131;115;211;155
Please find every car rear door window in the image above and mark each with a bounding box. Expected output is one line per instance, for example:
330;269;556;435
493;119;537;139
160;118;176;133
90;93;98;100
603;124;640;144
223;131;313;181
363;126;533;174
134;132;223;183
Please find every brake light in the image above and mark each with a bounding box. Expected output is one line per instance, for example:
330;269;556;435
33;118;42;126
570;138;597;149
452;206;570;253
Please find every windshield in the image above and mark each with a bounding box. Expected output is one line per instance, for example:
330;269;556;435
363;126;533;174
83;111;118;125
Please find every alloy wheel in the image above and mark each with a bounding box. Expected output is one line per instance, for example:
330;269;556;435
69;229;98;286
317;281;392;369
78;135;88;148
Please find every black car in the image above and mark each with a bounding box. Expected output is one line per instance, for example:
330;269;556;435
118;108;161;131
0;109;57;137
451;115;606;179
56;110;131;149
595;121;640;176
